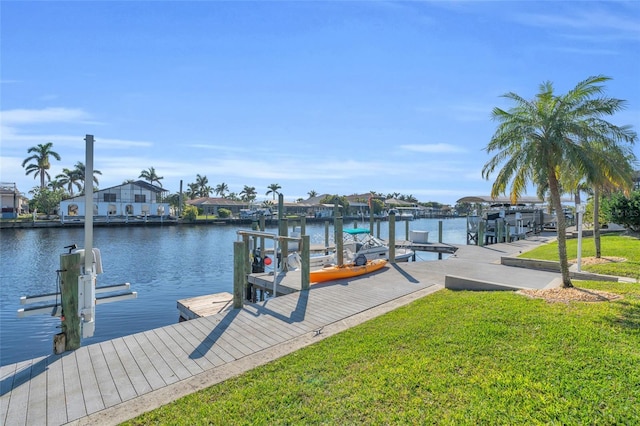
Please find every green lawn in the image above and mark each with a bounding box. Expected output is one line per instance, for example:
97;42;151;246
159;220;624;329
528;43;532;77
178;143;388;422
125;279;640;425
519;234;640;280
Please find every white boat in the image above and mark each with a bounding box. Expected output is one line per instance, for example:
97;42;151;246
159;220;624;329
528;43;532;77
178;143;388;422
342;228;414;262
286;228;414;270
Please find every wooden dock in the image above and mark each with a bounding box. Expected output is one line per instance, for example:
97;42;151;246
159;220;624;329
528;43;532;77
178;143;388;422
0;261;449;426
1;236;561;426
177;292;234;321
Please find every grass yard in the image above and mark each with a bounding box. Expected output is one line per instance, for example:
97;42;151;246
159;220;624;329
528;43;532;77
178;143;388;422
519;233;640;280
125;279;640;425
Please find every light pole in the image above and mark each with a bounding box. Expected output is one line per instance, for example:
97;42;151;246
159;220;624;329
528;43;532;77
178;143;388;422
577;204;585;272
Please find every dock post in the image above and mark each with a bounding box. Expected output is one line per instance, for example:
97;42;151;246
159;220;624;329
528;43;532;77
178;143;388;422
324;221;330;254
478;221;486;247
369;205;374;234
335;217;344;266
279;218;288;270
389;211;396;264
60;252;82;351
301;235;310;290
376;220;381;238
300;216;306;236
437;220;444;260
405;220;409;241
233;241;245;309
242;234;252;301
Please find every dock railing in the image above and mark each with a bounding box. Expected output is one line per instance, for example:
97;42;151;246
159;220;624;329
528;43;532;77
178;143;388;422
236;230;310;307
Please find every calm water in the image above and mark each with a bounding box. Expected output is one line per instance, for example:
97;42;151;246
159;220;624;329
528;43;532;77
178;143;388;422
0;218;467;365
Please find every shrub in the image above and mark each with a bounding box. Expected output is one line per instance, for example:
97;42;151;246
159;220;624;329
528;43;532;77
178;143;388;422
182;205;198;222
217;208;232;218
605;190;640;232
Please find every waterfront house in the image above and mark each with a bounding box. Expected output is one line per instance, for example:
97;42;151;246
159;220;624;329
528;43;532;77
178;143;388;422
59;180;170;219
0;182;29;218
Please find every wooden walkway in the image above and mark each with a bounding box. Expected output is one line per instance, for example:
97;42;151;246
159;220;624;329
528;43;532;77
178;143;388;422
0;261;448;426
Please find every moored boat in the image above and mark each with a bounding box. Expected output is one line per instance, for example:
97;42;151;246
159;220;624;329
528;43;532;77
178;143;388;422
310;258;388;283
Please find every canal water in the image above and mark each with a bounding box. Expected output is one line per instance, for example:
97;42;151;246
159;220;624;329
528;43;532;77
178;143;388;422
0;218;468;366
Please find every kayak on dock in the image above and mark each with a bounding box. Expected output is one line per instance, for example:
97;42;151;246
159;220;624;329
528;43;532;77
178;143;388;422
310;258;388;283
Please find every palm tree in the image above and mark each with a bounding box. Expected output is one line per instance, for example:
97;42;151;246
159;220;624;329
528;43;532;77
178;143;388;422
21;142;61;189
240;185;257;203
214;182;229;198
139;167;163;187
482;75;636;288
186;182;200;199
194;174;209;197
266;183;281;200
307;190;318;198
73;161;102;191
586;144;636;258
55;168;83;196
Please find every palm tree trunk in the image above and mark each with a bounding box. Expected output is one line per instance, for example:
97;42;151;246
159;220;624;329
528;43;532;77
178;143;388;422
549;172;573;288
593;187;601;258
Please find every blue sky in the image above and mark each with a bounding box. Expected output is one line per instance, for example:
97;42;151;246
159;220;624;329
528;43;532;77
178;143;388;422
2;1;639;205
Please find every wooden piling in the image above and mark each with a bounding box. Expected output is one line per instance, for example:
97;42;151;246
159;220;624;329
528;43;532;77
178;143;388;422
389;212;396;264
233;241;245;309
60;253;82;351
335;217;344;266
301;235;310;290
405;220;409;241
324;220;330;254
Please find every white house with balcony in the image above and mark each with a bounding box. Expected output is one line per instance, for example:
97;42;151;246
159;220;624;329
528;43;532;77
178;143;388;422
59;180;170;220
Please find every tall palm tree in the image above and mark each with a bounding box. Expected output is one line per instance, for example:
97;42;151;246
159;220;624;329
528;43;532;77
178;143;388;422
73;161;102;191
307;190;318;198
186;182;200;199
194;174;209;197
21;142;61;189
214;182;229;198
139;167;163;187
482;75;636;288
266;183;281;200
586;144;636;258
55;168;83;196
240;185;257;203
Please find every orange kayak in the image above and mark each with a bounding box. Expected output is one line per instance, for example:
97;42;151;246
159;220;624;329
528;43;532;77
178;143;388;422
310;259;388;283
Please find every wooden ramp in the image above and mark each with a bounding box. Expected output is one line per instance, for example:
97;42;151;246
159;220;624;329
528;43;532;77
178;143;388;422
0;261;446;426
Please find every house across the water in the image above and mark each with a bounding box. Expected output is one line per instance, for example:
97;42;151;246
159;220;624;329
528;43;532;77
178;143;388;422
59;180;170;220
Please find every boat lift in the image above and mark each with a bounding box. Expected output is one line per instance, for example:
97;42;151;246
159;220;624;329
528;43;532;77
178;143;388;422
17;135;136;353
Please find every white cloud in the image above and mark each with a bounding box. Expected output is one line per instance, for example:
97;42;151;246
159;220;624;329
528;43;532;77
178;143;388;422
400;143;466;154
1;107;93;125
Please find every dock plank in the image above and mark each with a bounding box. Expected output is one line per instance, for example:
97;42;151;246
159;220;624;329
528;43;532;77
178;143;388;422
151;328;204;376
62;352;87;422
142;329;192;381
45;356;68;425
100;340;137;402
161;324;217;371
25;358;47;425
75;346;105;415
122;334;167;391
87;344;121;409
132;332;180;386
184;319;237;363
4;360;31;426
112;337;153;396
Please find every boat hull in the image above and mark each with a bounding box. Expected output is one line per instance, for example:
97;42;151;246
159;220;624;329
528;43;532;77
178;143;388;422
310;259;388;283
